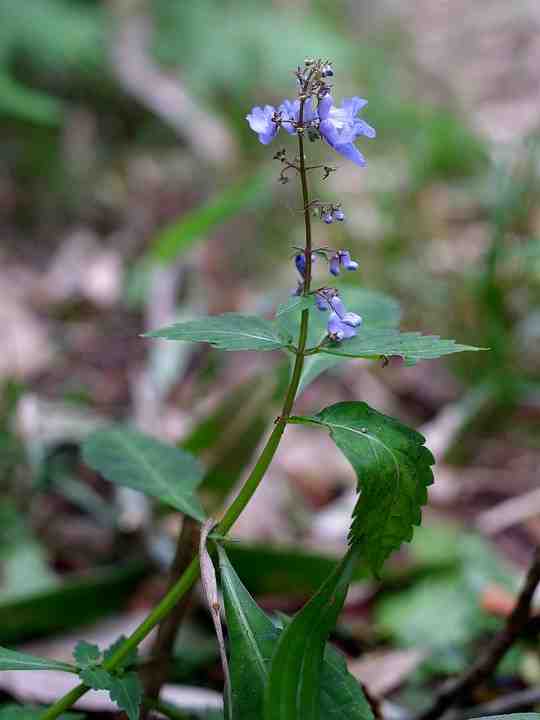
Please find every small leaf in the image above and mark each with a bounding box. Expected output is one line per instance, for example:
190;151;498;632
0;646;75;673
319;329;483;364
108;673;143;720
218;548;372;720
145;314;286;352
73;640;101;668
79;666;113;691
82;427;205;521
303;402;435;574
264;548;360;720
79;667;143;720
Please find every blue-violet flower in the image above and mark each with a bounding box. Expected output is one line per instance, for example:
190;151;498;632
318;95;375;166
246;105;279;145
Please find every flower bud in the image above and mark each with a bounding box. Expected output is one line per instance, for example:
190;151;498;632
333;209;345;221
329;253;340;276
323;212;334;225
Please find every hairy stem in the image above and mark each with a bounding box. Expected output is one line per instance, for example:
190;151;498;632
40;95;314;720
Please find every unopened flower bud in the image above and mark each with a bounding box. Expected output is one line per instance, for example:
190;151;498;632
323;212;334;225
333;209;345;221
321;65;334;78
329;253;340;276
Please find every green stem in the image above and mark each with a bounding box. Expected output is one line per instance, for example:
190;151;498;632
40;92;314;720
144;697;190;719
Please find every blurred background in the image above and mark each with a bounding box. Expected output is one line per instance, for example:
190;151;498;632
0;0;539;716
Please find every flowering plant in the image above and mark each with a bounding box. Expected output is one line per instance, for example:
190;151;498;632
1;59;486;720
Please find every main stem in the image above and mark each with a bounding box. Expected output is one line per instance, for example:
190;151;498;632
41;102;314;720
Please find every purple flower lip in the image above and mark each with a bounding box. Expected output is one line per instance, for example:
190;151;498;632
246;105;279;145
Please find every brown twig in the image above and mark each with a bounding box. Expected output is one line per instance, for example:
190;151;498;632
416;546;540;720
142;517;200;714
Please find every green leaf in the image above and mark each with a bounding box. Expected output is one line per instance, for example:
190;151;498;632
218;546;280;719
82;427;205;522
0;646;75;673
148;172;268;264
275;296;312;318
319;329;483;365
264;548;360;720
303;402;435;574
108;673;143;720
145;314;286;352
218;547;372;720
73;641;101;669
0;705;81;719
79;667;143;720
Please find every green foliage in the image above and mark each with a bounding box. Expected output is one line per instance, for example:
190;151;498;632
73;640;101;669
78;666;143;720
319;329;483;365
146;313;286;352
302;402;434;574
218;547;372;720
148;172;269;264
264;548;361;720
82;427;205;521
281;287;401;393
0;646;75;673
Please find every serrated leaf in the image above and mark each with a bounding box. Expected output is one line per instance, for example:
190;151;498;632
79;667;142;720
0;705;81;719
264;548;360;720
108;673;143;720
303;402;434;574
319;329;483;364
145;313;286;352
82;427;205;522
73;640;101;668
0;646;74;673
218;547;372;720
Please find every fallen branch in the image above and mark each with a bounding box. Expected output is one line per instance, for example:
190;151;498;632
416;547;540;720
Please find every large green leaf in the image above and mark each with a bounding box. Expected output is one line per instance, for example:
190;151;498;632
0;646;75;673
218;548;372;720
299;402;435;574
82;428;205;521
145;314;286;352
264;548;361;720
319;329;483;365
148;172;268;264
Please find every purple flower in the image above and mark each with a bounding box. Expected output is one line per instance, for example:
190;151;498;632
327;312;357;340
339;250;359;271
294;252;316;278
318;95;375;166
323;212;334;225
279;98;316;135
246;105;279;145
333;208;345;222
329;250;359;276
315;290;345;315
329;254;340;276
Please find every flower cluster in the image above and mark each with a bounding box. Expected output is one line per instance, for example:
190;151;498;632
321;205;345;224
315;288;362;341
246;93;375;167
